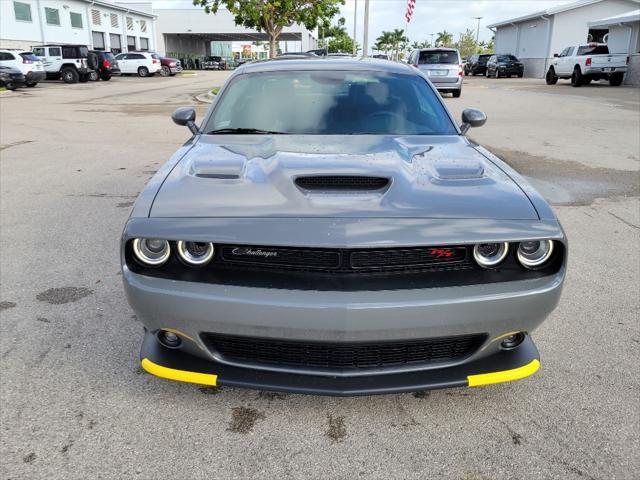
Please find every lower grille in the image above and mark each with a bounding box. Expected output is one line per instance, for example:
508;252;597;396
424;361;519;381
203;333;486;370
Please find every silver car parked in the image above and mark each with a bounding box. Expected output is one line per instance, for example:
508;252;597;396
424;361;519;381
408;48;463;97
122;58;567;396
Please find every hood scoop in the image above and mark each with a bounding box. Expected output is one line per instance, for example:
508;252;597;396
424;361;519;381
295;175;390;192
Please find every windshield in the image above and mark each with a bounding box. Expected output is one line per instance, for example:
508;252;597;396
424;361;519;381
418;51;459;64
497;55;518;62
205;70;457;135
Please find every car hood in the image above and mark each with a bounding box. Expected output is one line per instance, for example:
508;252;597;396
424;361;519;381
150;135;538;220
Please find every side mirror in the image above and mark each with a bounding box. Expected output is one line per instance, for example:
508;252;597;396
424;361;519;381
460;108;487;135
553;53;559;58
172;107;199;135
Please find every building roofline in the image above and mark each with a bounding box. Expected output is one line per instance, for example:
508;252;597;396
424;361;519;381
486;0;633;28
81;0;156;18
588;8;640;26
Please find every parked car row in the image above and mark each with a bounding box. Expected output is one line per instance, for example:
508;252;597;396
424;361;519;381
0;44;182;90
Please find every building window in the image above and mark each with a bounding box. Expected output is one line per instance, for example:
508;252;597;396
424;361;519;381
110;34;122;54
70;12;83;29
92;31;105;50
110;13;119;28
126;16;134;31
127;36;136;51
139;37;149;51
45;7;60;26
91;9;101;25
140;20;147;33
13;1;32;22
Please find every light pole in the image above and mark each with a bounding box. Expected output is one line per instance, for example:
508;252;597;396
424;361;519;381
363;0;370;57
353;0;358;56
474;16;483;48
429;33;435;46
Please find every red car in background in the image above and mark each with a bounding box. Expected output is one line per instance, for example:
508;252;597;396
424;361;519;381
150;53;182;76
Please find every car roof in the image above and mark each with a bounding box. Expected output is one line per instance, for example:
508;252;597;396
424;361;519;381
238;57;415;74
417;48;459;52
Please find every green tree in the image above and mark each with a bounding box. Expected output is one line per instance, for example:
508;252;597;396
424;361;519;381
375;29;408;61
328;35;357;53
435;30;453;48
323;17;358;53
193;0;344;58
455;29;477;59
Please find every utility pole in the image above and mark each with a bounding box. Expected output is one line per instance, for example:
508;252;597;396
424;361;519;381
363;0;370;57
353;0;358;56
474;16;483;47
429;32;435;46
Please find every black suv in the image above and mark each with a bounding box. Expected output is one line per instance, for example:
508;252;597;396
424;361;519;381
0;66;25;90
88;51;120;81
465;54;492;76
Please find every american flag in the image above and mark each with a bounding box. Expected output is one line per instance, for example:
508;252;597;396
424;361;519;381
405;0;416;23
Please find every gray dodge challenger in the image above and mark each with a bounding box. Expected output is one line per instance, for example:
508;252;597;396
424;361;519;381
122;58;567;395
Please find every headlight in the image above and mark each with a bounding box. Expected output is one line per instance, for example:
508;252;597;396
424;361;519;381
473;242;509;268
132;238;170;266
176;241;215;266
517;240;554;268
169;62;176;66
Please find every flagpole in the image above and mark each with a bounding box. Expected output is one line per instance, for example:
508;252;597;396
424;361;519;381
353;0;358;56
363;0;370;57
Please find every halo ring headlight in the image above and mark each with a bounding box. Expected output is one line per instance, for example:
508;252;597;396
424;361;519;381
517;240;554;268
176;241;215;266
473;242;509;268
132;238;171;266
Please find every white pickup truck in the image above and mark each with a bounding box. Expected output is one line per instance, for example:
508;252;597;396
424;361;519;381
545;43;628;87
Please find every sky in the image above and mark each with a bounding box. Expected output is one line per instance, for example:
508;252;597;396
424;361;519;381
338;0;575;47
151;0;576;49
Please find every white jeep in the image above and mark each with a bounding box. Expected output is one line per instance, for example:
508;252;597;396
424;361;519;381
31;44;97;84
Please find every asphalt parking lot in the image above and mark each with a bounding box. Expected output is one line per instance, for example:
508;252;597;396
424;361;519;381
1;72;638;479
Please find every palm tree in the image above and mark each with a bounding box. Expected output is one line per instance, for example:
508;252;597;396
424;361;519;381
436;30;453;48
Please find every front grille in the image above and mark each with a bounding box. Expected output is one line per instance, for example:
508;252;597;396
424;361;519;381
219;244;470;272
203;333;486;370
221;245;340;269
295;176;389;191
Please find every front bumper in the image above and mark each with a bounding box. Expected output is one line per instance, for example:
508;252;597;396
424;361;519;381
169;66;182;74
140;329;541;395
498;66;524;75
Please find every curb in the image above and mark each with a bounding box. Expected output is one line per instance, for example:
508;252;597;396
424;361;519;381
195;90;216;104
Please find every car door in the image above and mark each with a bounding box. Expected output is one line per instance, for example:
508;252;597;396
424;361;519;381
0;52;19;72
486;55;496;75
116;53;132;73
556;47;573;75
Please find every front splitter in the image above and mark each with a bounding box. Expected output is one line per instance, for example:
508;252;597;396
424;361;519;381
139;331;540;396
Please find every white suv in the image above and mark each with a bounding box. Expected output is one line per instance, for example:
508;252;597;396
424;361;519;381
0;49;46;87
114;52;161;77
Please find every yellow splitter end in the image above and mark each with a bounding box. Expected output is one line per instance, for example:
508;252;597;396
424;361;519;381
467;359;540;387
141;358;218;386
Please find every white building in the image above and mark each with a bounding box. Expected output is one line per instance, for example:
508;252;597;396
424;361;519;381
152;6;318;58
0;0;156;53
487;0;640;78
1;1;318;59
590;9;640;83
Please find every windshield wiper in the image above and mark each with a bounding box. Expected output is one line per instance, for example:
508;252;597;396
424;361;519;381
206;127;285;135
